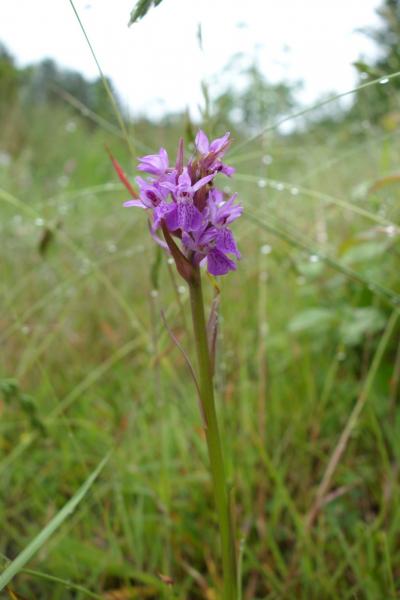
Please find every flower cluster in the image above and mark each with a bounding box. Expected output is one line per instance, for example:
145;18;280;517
123;130;242;276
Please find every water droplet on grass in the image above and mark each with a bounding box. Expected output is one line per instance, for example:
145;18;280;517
290;186;299;196
178;285;186;295
309;254;320;263
379;77;389;85
0;151;11;167
385;225;397;238
258;178;267;188
65;120;77;133
35;218;44;227
260;244;272;255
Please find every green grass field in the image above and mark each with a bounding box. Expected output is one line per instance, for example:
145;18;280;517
1;75;400;599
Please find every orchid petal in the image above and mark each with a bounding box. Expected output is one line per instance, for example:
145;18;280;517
195;130;210;155
123;199;146;208
207;249;236;276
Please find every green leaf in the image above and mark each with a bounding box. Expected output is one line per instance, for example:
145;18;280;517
341;241;388;265
0;452;111;591
288;308;336;334
339;308;386;346
352;61;381;79
129;0;165;26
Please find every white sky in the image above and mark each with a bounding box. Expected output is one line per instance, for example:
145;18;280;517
0;0;382;118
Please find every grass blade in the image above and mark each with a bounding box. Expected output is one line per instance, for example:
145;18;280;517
68;0;135;156
0;452;111;591
231;69;400;154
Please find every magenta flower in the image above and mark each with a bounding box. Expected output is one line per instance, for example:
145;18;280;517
208;189;243;226
182;224;240;276
124;176;167;209
195;130;230;157
137;147;169;176
194;130;236;177
116;131;242;278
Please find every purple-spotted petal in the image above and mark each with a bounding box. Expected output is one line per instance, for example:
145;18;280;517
216;228;241;258
207;248;237;276
166;202;203;232
219;163;235;177
164;205;179;231
153;201;175;228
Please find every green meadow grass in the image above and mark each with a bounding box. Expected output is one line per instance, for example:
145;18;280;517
1;79;400;599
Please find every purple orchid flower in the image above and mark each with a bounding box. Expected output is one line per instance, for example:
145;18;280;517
126;176;168;208
161;167;215;198
194;130;236;177
159;167;215;232
208;188;243;226
182;224;239;276
137;147;169;176
119;130;242;277
195;130;230;157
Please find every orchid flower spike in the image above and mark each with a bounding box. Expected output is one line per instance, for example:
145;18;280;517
114;131;242;279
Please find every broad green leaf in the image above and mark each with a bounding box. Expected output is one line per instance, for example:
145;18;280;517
341;241;388;265
339;308;386;346
129;0;165;26
0;453;111;591
288;308;336;334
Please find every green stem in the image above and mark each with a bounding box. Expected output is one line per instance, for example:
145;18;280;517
189;268;238;600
